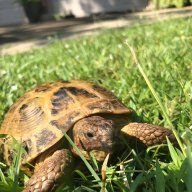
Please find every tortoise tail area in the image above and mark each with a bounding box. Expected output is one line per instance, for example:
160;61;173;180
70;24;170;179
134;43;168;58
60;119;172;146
121;123;176;147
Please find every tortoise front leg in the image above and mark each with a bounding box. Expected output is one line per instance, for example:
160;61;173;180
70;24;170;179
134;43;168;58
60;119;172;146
23;149;74;192
121;123;176;147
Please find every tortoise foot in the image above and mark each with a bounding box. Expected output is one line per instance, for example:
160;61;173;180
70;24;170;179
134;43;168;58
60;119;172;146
121;123;175;146
23;149;73;192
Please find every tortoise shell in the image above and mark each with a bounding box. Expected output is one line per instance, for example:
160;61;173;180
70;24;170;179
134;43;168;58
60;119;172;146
0;80;132;163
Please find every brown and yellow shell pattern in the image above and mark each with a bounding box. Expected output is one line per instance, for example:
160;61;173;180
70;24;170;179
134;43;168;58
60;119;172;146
0;80;132;163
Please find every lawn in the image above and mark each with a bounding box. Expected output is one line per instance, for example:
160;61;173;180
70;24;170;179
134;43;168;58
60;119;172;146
0;17;192;192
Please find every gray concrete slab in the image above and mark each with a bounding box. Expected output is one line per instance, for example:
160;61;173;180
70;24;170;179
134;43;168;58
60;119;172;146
0;6;192;55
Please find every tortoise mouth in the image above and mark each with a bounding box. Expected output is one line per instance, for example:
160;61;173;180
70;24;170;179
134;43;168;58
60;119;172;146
77;149;111;161
78;137;114;153
71;137;115;161
101;141;114;152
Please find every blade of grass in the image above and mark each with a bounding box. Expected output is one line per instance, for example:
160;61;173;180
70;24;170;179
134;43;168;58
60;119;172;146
119;163;129;190
167;138;181;167
186;142;192;192
0;170;7;184
74;170;88;181
73;185;98;192
125;42;173;127
101;153;110;192
90;151;99;172
129;173;144;192
155;162;165;192
125;42;185;156
11;140;24;192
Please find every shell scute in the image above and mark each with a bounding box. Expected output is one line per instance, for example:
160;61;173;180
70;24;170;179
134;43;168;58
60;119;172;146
51;87;74;115
50;111;81;131
65;87;98;99
35;129;57;152
18;99;45;130
92;84;116;98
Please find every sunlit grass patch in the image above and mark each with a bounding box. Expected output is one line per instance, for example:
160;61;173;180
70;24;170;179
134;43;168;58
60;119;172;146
0;17;191;191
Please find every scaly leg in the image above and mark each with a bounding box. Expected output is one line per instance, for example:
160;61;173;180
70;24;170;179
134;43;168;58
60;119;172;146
23;149;74;192
121;123;176;147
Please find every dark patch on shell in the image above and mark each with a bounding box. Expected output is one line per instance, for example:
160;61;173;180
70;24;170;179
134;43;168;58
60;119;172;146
50;120;60;129
87;99;127;112
34;85;51;92
87;100;112;111
64;111;81;129
8;150;14;163
59;80;70;83
92;84;115;97
19;104;28;112
51;109;59;115
65;87;97;98
109;100;127;109
51;87;74;115
22;139;32;155
35;129;57;152
50;111;81;131
54;87;68;98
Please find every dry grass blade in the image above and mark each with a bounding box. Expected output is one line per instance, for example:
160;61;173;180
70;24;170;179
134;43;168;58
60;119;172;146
120;163;129;189
101;153;110;192
125;41;185;155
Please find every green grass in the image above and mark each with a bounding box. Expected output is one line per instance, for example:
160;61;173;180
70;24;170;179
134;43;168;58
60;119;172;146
0;17;192;191
152;0;192;8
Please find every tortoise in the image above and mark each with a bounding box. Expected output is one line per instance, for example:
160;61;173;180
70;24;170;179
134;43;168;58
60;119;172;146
0;80;175;192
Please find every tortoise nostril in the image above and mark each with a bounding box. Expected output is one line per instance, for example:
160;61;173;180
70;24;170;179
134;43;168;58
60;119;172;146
87;132;94;138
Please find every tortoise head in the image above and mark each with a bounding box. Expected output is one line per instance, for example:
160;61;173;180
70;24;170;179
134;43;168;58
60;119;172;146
72;116;116;161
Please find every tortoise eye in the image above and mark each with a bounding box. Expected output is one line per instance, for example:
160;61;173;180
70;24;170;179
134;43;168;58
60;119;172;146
86;132;94;138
